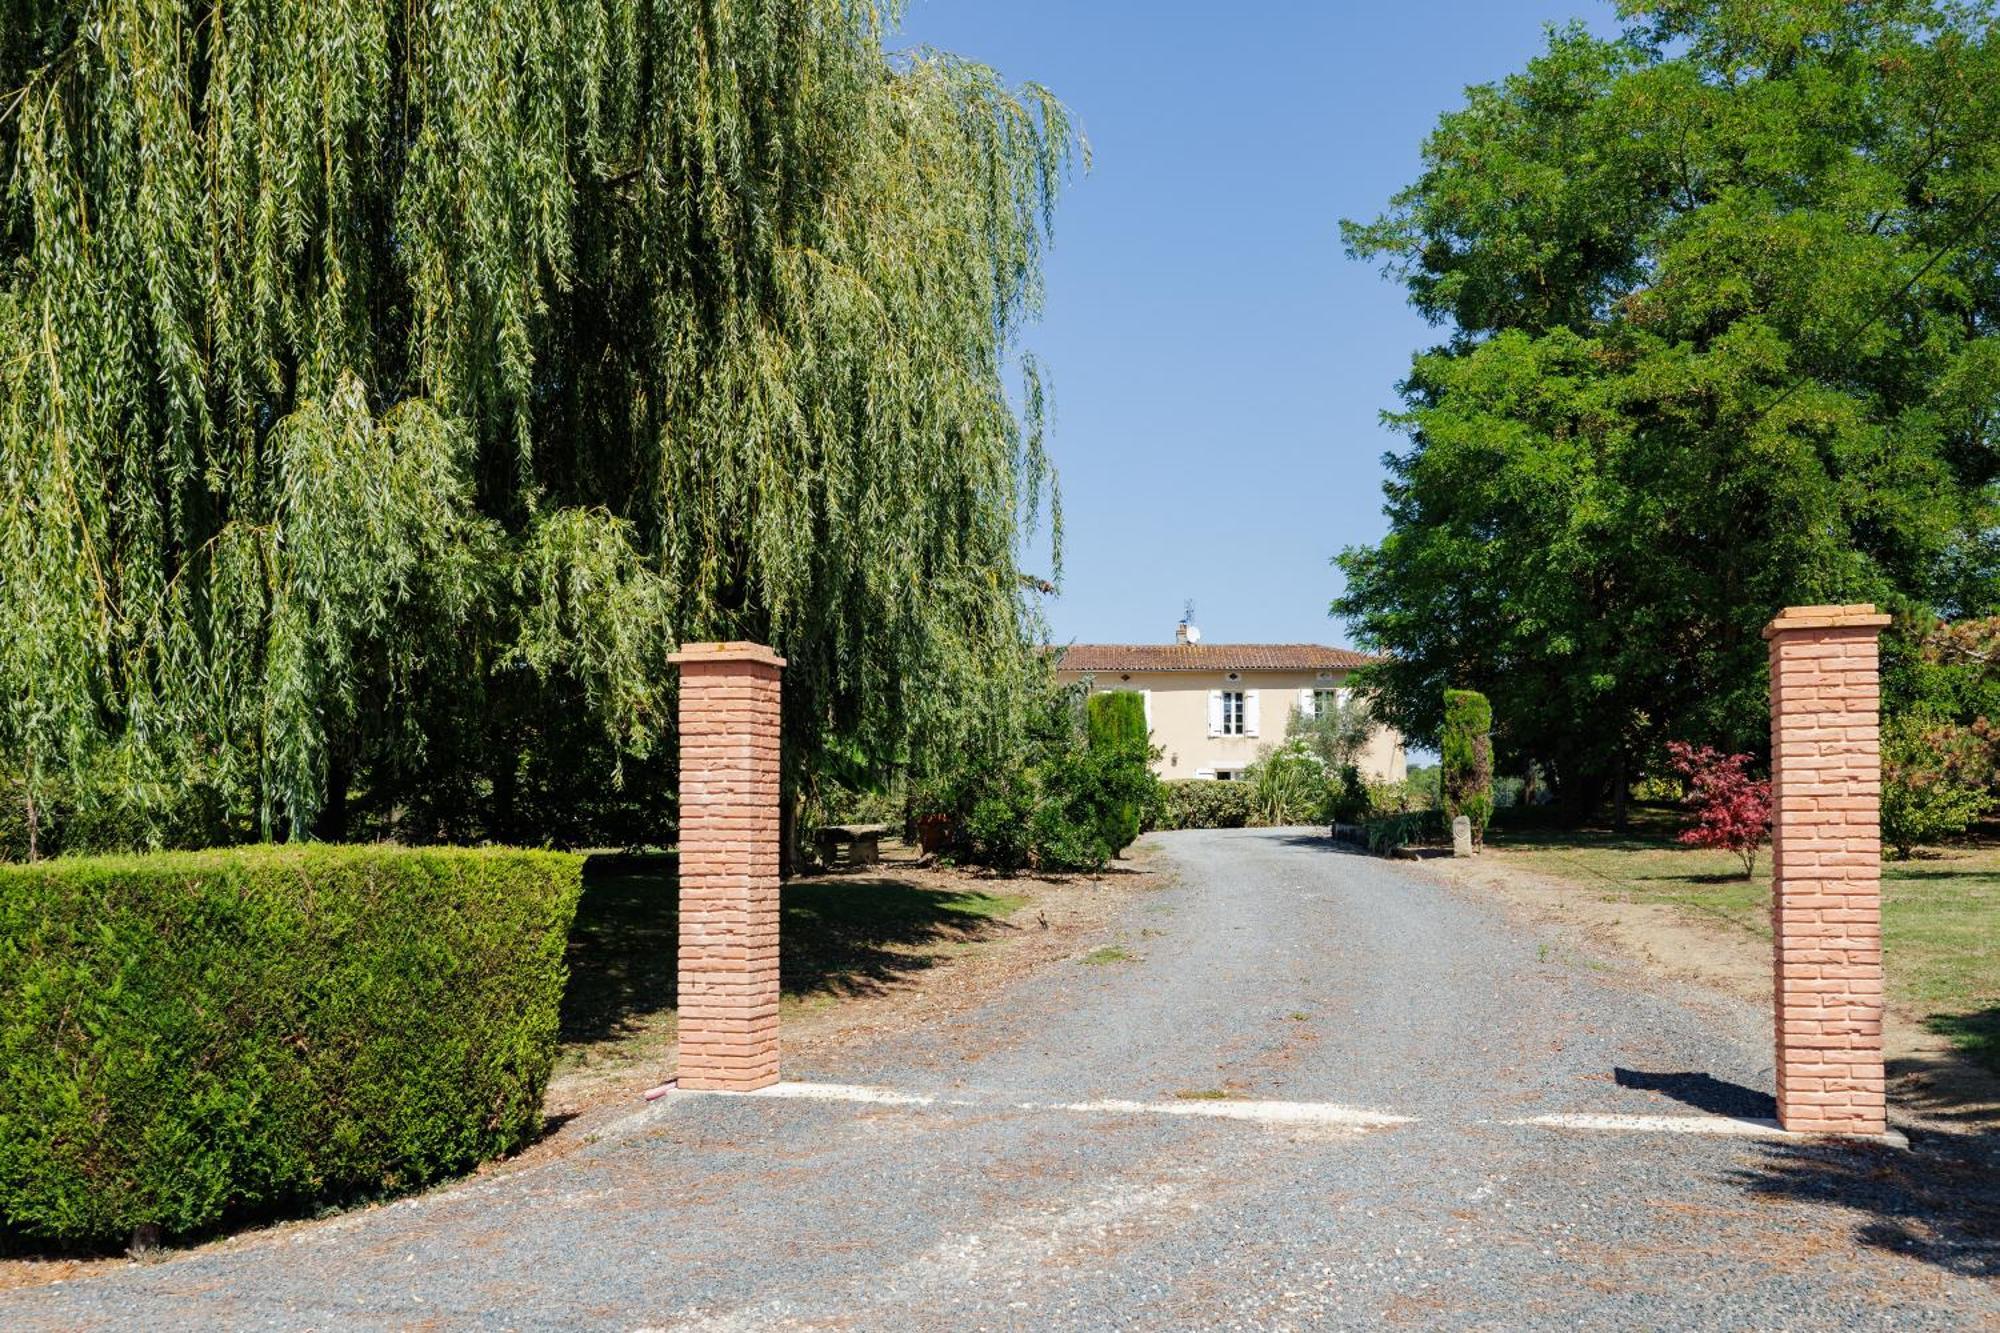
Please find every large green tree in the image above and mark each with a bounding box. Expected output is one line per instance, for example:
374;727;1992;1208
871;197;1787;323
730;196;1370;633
1337;0;2000;807
0;1;1077;853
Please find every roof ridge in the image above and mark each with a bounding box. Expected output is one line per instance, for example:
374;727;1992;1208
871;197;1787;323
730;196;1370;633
1048;642;1382;672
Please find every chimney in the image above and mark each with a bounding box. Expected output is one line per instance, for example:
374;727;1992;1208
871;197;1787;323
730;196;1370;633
1176;600;1201;645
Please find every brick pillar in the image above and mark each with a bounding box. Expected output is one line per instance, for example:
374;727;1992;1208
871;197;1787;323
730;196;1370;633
1764;605;1890;1136
670;641;785;1092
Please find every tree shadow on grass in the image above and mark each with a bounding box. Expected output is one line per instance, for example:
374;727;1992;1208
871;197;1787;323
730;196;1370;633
559;855;1021;1046
1884;864;2000;882
1927;1010;2000;1078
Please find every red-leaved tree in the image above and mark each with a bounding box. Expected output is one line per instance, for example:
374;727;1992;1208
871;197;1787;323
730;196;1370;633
1665;742;1772;879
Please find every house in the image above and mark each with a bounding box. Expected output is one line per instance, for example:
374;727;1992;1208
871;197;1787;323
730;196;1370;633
1053;623;1407;783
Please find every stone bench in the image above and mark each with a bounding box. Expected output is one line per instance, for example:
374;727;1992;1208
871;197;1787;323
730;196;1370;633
815;822;891;867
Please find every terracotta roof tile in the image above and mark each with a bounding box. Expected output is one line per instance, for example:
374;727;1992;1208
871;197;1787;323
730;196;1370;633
1053;643;1379;673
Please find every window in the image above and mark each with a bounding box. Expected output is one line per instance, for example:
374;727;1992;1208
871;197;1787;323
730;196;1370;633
1313;689;1340;718
1208;688;1259;738
1221;691;1246;736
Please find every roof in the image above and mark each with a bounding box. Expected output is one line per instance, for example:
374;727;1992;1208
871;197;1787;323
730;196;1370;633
1052;643;1379;674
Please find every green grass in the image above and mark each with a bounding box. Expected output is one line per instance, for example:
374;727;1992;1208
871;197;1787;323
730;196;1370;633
1079;945;1136;965
557;856;1026;1075
1173;1088;1235;1100
1487;813;2000;1072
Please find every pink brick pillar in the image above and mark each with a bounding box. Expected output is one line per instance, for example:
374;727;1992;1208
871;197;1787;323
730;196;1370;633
1765;605;1890;1136
670;641;785;1092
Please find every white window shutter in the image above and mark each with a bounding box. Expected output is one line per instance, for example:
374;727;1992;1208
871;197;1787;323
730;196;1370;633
1195;768;1216;780
1245;690;1261;737
1298;686;1315;719
1207;690;1223;737
1142;689;1153;729
1337;687;1352;711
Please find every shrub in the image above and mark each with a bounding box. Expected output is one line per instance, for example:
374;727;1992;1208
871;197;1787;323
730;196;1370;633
1145;780;1256;831
1883;711;1997;858
0;766;228;863
0;844;583;1246
1441;689;1494;846
962;771;1037;871
1331;809;1448;854
1244;740;1330;827
1329;763;1371;824
1664;741;1770;878
917;680;1157;874
1365;809;1448;854
1086;692;1151;852
1033;739;1157;870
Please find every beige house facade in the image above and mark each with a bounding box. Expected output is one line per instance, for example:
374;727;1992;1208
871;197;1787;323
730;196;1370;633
1054;638;1407;783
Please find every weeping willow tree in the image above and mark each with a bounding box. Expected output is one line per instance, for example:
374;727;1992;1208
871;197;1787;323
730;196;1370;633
0;0;1077;854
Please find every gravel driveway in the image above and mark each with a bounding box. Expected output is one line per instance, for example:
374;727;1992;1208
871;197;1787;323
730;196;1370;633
6;829;1996;1330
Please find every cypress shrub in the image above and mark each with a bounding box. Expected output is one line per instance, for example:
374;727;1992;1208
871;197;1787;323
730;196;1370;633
1085;692;1151;853
1086;690;1149;751
1441;689;1495;845
0;845;583;1247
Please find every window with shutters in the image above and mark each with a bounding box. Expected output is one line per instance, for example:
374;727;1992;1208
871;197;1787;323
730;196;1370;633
1314;688;1340;717
1221;691;1246;735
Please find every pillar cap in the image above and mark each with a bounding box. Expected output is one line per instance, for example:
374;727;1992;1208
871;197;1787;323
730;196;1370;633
1762;604;1891;640
669;641;787;668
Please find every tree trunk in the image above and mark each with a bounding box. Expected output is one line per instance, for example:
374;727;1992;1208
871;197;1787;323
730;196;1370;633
315;744;351;843
1613;749;1630;833
779;783;801;880
492;748;519;846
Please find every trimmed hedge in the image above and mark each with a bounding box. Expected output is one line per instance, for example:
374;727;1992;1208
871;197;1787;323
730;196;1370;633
1146;779;1255;831
0;844;583;1246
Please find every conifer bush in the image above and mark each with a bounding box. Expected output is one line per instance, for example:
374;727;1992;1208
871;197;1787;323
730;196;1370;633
1086;692;1151;852
0;845;582;1246
1441;689;1495;845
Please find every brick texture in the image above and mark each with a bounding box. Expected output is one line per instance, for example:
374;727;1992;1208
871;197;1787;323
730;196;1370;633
669;641;785;1092
1764;605;1891;1136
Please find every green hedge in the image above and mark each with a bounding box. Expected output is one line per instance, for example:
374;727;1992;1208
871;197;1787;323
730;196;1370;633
1146;779;1256;831
0;844;584;1246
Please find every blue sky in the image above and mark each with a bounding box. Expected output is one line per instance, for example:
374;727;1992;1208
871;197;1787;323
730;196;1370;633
892;1;1624;648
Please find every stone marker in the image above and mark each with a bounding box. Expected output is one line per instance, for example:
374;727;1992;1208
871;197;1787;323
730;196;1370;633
1452;815;1473;858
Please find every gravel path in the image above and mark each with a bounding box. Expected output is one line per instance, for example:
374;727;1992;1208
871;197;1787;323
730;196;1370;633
7;829;1996;1330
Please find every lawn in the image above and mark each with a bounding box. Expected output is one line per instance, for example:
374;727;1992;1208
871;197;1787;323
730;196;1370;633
555;854;1026;1083
1486;811;2000;1072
